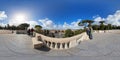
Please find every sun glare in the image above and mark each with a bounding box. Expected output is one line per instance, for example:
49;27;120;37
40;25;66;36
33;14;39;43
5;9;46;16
14;13;27;21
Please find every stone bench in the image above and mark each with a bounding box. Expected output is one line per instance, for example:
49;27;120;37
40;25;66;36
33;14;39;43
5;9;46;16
32;38;43;49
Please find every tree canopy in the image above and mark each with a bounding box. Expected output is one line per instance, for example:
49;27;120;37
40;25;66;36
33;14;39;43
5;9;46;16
99;21;105;30
64;29;74;37
99;21;105;24
78;20;94;27
18;23;30;30
34;25;42;33
81;20;94;24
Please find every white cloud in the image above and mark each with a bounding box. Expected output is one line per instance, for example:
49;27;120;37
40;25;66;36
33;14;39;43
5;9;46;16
0;11;7;20
94;10;120;26
27;20;39;28
9;18;38;28
0;23;6;27
63;19;84;29
39;18;83;30
7;13;38;28
39;18;55;29
93;16;105;25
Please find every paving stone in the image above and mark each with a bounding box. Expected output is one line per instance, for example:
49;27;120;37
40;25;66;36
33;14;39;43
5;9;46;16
0;33;120;60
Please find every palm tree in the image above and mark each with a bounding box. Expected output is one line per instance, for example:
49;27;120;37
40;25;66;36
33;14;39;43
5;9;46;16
78;20;94;27
99;21;105;25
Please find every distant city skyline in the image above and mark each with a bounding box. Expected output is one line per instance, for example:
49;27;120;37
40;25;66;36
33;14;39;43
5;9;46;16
0;0;120;29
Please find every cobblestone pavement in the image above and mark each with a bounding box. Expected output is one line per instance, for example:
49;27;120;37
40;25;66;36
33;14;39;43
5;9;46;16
0;33;120;60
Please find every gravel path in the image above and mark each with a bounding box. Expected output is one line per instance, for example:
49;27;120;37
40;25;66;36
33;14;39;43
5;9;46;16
0;33;120;60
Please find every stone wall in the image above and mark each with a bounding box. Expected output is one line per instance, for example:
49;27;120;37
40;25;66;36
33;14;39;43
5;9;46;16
94;30;120;33
0;30;13;34
16;30;27;34
33;32;89;50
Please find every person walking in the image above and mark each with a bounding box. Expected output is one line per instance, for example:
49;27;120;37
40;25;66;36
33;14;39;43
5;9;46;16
27;29;31;35
89;27;93;40
30;28;34;36
85;27;93;40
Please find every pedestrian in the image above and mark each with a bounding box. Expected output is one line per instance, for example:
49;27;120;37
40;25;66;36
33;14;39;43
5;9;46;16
86;27;93;40
89;27;93;40
30;28;34;36
27;29;31;35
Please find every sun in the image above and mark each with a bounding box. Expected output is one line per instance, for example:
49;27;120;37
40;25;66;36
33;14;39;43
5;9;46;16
10;13;29;26
14;13;27;21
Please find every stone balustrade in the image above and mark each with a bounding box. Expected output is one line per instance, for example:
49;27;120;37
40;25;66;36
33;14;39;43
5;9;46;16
33;32;89;50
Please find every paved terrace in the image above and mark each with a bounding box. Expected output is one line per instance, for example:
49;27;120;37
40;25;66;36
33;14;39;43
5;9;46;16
0;31;120;60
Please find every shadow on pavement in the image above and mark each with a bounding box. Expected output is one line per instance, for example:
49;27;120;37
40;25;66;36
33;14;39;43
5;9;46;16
35;46;51;52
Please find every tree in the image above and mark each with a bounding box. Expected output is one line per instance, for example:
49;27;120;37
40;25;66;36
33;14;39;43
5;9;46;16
99;21;105;30
82;20;94;27
78;22;84;26
74;29;85;35
117;26;120;29
11;25;17;30
35;25;42;33
78;20;94;28
18;23;30;30
4;26;7;29
0;26;3;29
7;24;10;30
43;29;50;36
107;24;112;30
112;25;117;29
46;30;50;35
51;33;55;37
99;21;105;24
64;29;74;37
92;25;99;30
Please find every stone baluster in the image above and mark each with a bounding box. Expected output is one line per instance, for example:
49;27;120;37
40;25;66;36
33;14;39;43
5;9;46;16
54;43;57;49
50;42;53;48
60;43;63;49
46;42;49;47
65;43;68;49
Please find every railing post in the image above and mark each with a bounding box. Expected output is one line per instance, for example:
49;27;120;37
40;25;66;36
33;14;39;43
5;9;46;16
50;42;53;48
65;43;68;49
55;43;57;49
60;43;63;49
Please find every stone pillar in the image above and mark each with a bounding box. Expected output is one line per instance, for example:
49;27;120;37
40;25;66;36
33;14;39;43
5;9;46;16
46;42;49;47
50;42;53;48
69;42;71;48
60;43;63;49
65;43;68;49
55;43;57;49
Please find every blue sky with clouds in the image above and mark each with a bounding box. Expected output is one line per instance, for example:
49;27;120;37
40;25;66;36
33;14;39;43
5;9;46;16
0;0;120;29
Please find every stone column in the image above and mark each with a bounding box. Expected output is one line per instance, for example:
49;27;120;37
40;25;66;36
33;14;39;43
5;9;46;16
46;42;49;47
55;43;57;49
65;43;68;49
50;42;53;48
60;43;63;49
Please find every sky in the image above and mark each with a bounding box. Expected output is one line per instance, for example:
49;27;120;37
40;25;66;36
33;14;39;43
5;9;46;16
0;0;120;29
